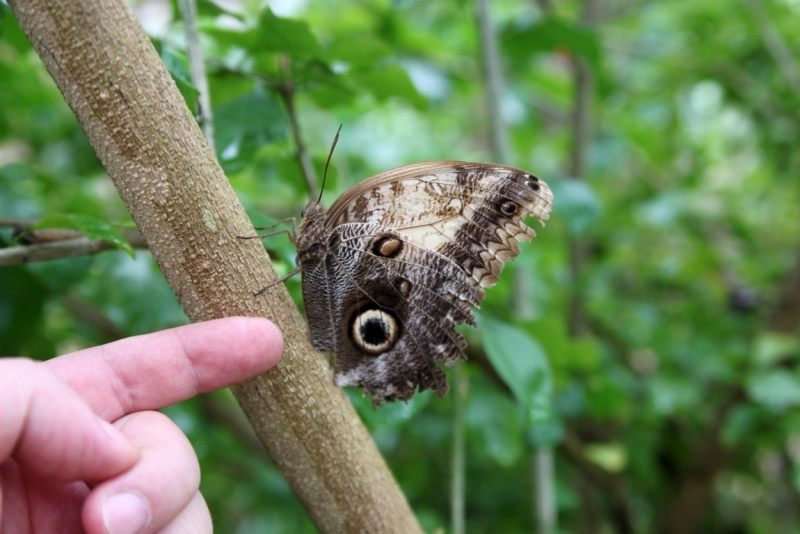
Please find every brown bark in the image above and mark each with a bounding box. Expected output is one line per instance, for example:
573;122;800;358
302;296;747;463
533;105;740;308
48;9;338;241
7;0;422;532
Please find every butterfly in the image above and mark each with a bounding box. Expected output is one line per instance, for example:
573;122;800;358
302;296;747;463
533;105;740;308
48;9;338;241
252;160;553;404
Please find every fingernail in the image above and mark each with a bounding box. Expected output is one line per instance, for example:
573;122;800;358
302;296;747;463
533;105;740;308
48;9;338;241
103;492;150;534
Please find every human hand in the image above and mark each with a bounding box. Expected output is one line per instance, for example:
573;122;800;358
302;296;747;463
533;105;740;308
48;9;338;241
0;317;283;534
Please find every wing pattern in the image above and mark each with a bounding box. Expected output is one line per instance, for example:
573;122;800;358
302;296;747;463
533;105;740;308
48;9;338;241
295;161;553;403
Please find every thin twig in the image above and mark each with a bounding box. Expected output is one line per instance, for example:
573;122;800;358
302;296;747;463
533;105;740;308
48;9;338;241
177;0;215;153
450;364;467;534
533;449;557;534
63;295;128;340
0;217;37;228
0;229;147;266
277;79;319;200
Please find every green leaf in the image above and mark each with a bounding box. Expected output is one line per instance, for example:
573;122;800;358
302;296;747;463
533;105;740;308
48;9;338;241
747;370;800;411
256;9;323;61
466;385;524;466
305;75;357;109
0;265;48;356
203;23;258;50
648;374;702;415
214;87;287;169
159;46;200;106
584;443;627;473
637;192;689;228
349;65;427;110
329;36;393;68
526;316;601;374
548;178;603;235
721;404;762;446
0;4;31;52
27;214;135;258
480;314;553;424
26;255;93;291
753;332;800;366
347;388;433;430
502;16;601;69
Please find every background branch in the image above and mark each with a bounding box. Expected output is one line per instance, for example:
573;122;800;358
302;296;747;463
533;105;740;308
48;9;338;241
476;0;510;165
278;80;319;200
566;0;597;339
0;229;147;266
177;0;215;153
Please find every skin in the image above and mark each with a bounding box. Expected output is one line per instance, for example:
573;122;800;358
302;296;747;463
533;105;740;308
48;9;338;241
0;317;284;534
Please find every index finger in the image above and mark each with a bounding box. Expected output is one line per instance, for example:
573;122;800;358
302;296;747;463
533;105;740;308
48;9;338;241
44;317;284;421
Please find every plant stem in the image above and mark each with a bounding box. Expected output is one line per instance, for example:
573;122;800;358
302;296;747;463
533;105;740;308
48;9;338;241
0;230;147;266
451;364;467;534
278;81;319;200
177;0;215;153
476;0;510;165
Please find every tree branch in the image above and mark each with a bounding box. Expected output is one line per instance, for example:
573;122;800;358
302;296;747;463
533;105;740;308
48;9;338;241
0;230;147;266
6;1;422;531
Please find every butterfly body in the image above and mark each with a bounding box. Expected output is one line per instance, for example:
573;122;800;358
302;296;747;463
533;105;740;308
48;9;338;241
288;161;553;404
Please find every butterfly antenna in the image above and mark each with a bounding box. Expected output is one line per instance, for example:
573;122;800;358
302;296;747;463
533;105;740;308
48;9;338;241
318;124;342;204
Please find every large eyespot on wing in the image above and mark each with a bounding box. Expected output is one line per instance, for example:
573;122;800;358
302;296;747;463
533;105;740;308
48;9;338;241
349;307;401;355
326;223;481;403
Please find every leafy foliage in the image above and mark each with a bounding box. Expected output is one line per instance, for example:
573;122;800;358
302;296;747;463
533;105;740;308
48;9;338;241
2;0;800;532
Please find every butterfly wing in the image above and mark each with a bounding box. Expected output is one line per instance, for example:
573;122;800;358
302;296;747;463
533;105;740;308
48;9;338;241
308;222;482;402
327;161;553;289
300;162;553;403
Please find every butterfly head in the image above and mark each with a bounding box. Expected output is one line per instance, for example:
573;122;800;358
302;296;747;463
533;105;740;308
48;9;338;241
299;201;326;228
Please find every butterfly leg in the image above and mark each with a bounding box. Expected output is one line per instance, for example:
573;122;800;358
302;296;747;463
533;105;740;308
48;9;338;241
254;265;301;296
252;217;296;232
238;217;298;242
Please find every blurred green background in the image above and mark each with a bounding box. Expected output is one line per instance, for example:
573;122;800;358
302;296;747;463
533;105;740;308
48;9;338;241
1;0;800;532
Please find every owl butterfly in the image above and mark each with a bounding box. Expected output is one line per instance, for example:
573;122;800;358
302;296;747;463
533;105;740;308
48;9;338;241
256;161;553;404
